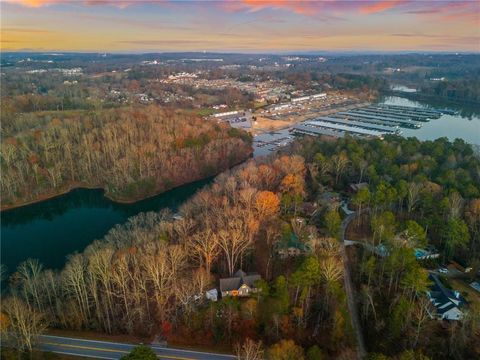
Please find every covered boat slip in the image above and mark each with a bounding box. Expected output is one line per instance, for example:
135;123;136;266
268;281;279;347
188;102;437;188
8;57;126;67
353;107;435;121
344;107;417;120
312;116;401;134
365;105;440;119
329;113;400;128
293;120;387;139
377;104;442;117
335;111;422;128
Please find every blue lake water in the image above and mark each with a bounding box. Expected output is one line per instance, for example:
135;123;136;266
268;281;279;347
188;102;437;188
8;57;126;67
383;96;480;146
1;179;211;276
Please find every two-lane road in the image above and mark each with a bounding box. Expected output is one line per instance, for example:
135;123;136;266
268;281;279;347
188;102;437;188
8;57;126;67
38;335;236;360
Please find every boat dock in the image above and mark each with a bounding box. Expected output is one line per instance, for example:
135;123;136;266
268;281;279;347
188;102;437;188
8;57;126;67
335;111;422;128
312;116;401;134
377;104;442;117
352;107;435;121
293;120;388;139
290;102;450;140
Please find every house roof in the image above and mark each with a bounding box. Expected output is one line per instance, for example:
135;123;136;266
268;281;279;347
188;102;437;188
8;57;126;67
349;182;368;192
220;270;261;292
428;274;466;314
234;269;247;278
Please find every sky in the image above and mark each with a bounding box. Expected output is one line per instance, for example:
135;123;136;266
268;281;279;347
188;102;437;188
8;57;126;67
1;0;479;53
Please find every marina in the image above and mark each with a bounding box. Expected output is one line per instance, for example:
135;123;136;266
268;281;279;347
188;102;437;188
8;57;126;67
293;120;388;139
335;111;423;128
377;104;443;117
253;97;480;157
351;107;435;121
312;116;401;134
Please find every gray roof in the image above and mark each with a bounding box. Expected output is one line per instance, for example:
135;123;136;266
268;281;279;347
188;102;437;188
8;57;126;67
428;274;466;314
220;270;261;292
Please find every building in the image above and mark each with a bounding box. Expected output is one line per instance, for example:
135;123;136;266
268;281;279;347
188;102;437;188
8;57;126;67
349;182;368;193
213;110;240;118
414;248;440;260
276;233;311;259
427;274;466;321
219;270;261;297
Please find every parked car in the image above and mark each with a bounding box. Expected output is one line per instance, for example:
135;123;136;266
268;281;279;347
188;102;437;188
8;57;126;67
438;267;449;274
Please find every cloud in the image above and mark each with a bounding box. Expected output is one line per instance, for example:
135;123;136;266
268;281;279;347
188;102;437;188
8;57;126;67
360;1;406;14
6;0;408;15
116;39;218;46
405;1;479;23
5;0;60;6
1;27;53;33
4;0;144;7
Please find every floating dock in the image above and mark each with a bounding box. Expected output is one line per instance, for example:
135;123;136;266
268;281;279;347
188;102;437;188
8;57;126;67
377;104;441;117
336;111;422;129
346;108;427;122
313;116;401;134
289;103;445;140
353;107;434;121
330;113;400;128
293;120;387;139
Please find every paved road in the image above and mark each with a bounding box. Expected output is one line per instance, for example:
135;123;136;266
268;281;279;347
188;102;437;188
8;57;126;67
340;212;367;359
38;335;236;360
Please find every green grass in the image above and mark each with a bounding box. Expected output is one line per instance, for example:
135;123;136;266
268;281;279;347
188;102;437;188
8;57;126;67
196;108;216;116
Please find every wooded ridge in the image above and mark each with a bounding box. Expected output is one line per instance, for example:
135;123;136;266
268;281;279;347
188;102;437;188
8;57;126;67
0;106;253;209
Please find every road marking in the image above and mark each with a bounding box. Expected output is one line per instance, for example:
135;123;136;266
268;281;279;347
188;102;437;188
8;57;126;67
41;335;135;348
47;350;117;360
163;347;236;358
41;335;235;358
43;342;129;354
42;342;195;360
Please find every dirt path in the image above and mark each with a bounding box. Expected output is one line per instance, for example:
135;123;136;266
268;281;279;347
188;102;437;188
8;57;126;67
340;212;367;359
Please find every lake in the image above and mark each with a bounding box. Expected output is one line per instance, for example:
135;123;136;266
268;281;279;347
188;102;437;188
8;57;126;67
383;96;480;146
1;178;211;276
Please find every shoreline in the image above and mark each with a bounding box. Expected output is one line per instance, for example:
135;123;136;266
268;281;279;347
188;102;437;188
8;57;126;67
1;183;104;212
1;178;206;212
1;152;252;212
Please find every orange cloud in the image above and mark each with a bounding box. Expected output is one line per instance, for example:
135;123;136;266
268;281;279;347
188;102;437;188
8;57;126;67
4;0;141;7
360;1;406;14
241;0;316;14
4;0;408;15
5;0;61;6
222;0;410;16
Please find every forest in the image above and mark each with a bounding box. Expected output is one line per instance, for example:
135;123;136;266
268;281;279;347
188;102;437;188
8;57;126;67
419;79;480;105
0;106;252;209
2;135;479;359
298;135;480;359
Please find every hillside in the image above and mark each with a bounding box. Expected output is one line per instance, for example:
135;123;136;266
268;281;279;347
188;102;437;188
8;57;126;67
0;106;252;209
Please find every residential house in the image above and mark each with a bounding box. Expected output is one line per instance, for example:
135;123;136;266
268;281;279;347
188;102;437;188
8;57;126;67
427;274;466;321
318;191;340;210
348;182;368;193
220;270;261;298
276;233;312;259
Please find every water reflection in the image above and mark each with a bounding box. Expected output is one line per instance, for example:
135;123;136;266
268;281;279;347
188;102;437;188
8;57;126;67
1;178;211;274
382;97;480;145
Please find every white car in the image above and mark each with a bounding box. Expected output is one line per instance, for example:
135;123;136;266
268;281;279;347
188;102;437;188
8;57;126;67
438;268;449;274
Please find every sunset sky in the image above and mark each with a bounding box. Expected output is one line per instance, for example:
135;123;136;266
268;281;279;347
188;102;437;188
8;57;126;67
1;0;479;53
